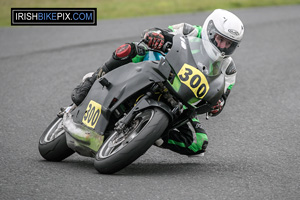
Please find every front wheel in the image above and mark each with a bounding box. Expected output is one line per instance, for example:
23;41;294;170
94;108;169;174
38;117;74;161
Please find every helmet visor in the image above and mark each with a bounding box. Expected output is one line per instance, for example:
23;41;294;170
207;20;239;56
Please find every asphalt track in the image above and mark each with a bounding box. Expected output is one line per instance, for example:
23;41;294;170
1;5;300;200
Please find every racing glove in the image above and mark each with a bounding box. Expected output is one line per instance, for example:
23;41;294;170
144;31;165;50
209;98;225;116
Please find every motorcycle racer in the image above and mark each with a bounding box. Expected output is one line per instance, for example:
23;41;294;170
71;9;244;156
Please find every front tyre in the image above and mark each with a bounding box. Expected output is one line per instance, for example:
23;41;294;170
94;108;169;174
38;117;74;161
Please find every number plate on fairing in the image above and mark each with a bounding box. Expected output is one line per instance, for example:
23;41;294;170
82;100;102;129
178;64;210;99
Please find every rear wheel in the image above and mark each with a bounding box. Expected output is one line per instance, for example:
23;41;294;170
38;117;74;161
94;108;169;174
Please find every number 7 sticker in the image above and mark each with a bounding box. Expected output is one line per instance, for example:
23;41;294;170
178;64;210;99
82;100;102;129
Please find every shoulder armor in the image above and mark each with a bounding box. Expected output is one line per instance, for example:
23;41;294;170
226;58;237;75
222;57;237;75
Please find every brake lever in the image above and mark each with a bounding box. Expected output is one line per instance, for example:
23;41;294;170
139;39;169;57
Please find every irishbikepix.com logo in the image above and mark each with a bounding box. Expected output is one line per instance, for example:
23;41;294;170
11;8;97;26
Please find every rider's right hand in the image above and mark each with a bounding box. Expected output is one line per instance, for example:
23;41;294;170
144;32;165;50
209;98;225;116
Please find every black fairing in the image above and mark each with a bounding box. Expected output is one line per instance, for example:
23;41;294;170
71;60;170;135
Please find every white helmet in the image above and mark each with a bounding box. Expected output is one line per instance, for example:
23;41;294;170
201;9;244;59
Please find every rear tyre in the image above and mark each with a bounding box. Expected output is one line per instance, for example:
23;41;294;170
38;117;74;161
94;108;169;174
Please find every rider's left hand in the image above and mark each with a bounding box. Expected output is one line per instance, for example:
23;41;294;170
144;32;165;50
209;98;225;116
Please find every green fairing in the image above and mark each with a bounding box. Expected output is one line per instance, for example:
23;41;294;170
169;75;181;92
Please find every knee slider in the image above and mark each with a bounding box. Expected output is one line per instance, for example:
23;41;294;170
201;140;208;152
192;121;206;134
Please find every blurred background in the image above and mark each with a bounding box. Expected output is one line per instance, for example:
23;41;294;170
1;0;300;26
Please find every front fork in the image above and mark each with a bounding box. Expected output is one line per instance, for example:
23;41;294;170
115;83;177;134
114;92;154;134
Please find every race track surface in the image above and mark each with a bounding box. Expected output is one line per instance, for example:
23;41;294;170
1;5;300;200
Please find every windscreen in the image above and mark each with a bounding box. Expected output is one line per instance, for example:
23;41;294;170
187;37;222;76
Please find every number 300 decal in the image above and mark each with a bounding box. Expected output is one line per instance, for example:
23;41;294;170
82;100;102;129
178;64;210;99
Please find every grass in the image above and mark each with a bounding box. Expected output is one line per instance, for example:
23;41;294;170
2;0;300;26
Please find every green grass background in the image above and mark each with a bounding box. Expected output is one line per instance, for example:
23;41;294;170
2;0;300;26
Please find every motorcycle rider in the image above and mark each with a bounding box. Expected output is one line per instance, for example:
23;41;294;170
71;9;244;156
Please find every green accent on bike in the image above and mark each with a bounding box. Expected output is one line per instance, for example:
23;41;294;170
132;55;145;63
191;49;200;54
188;97;200;104
169;75;181;92
208;61;221;76
188;132;208;152
168;139;186;148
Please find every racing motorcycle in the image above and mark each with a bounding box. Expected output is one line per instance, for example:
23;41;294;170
38;35;225;174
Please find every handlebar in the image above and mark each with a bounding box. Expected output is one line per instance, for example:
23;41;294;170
139;39;172;57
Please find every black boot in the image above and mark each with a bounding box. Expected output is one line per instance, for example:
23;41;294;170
71;67;105;106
